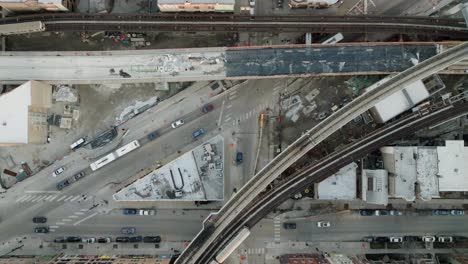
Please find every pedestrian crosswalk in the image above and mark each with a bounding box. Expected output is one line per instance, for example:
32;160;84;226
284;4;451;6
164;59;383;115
245;248;265;255
15;194;90;203
273;217;281;243
224;103;271;126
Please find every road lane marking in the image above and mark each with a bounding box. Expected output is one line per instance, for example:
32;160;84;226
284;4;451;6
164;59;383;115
56;196;67;202
31;196;44;202
73;212;98;226
80;209;88;212
56;222;65;225
75;212;85;215
69;215;78;218
48;195;59;202
225;117;232;123
63;219;72;222
25;191;60;194
49;229;56;232
70;196;81;202
217;100;225;128
16;195;33;202
227;104;232;109
49;225;59;229
63;196;74;202
229;94;237;100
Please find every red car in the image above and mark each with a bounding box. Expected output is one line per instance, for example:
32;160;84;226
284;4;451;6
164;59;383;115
202;104;214;113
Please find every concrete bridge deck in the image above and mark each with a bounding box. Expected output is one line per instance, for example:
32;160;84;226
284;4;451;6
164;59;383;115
0;42;464;84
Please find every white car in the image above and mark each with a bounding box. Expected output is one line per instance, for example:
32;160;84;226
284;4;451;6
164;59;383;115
52;167;65;177
422;236;436;243
317;221;331;228
139;209;156;216
249;0;255;7
171;119;184;128
389;237;403;243
82;237;96;243
438;236;453;243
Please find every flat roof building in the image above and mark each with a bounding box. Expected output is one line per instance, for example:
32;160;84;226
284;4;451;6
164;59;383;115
157;0;234;12
437;140;468;191
362;169;388;205
288;0;338;8
0;81;52;146
317;163;357;200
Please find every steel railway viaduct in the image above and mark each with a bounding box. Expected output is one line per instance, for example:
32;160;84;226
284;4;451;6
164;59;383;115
174;42;468;264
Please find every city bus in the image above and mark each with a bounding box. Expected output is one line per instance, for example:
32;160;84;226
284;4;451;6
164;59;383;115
90;153;117;171
115;140;141;157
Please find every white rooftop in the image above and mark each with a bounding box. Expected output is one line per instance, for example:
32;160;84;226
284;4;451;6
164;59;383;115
0;81;31;144
437;140;468;191
369;80;429;123
381;146;417;201
362;169;388;205
417;148;439;200
317;163;357;200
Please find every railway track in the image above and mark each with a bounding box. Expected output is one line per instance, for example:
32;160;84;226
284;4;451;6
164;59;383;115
197;101;468;264
175;42;468;264
0;14;466;37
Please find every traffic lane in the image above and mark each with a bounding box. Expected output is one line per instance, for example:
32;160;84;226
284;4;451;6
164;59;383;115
251;213;468;242
44;214;206;241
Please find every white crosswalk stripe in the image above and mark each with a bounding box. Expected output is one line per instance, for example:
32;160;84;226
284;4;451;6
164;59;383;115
15;194;90;203
16;195;33;202
47;195;59;202
273;217;281;242
56;196;67;202
63;196;75;202
69;196;81;202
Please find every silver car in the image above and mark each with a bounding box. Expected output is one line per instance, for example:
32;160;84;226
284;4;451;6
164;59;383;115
171;119;184;128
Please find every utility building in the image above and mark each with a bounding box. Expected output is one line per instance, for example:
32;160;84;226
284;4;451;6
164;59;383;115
0;81;52;146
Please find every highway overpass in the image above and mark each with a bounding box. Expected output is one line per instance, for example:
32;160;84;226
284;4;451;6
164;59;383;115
174;41;468;264
0;42;466;84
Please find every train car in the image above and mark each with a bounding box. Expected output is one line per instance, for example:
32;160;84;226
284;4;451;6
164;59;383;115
322;32;343;44
0;21;45;36
90;153;117;171
214;227;251;263
115;140;140;157
288;0;338;9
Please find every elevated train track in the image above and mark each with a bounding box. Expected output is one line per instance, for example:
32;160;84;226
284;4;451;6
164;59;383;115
175;41;468;264
0;14;467;37
202;100;468;264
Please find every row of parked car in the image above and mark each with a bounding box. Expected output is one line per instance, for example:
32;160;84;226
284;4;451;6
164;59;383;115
366;235;457;243
57;171;86;190
359;209;465;216
53;236;161;244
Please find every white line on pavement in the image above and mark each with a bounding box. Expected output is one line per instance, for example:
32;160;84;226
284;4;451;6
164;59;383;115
62;219;72;222
224;117;232;122
229;94;237;100
75;212;85;215
73;212;98;226
226;104;232;109
56;222;65;225
49;226;59;229
16;195;32;202
80;209;88;212
63;196;74;202
69;215;78;218
31;196;44;202
69;196;81;202
49;229;56;232
48;195;59;202
229;90;237;95
25;191;60;194
217;100;225;127
56;196;67;202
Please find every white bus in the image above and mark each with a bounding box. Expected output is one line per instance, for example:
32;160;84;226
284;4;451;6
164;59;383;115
115;140;141;157
90;153;117;171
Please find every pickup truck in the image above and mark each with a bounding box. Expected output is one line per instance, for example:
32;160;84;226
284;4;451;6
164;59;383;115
192;128;205;139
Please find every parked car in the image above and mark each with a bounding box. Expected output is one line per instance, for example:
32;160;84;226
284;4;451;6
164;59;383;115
390;237;403;243
171;119;184;128
249;0;255;7
359;209;374;216
129;236;143;242
422;236;436;242
192;128;205;139
138;209;156;216
317;221;331;228
82;237;96;243
122;208;137;215
283;223;297;230
73;171;86;181
201;104;214;113
450;209;465;216
121;227;136;234
432;209;450;216
389;210;403;216
32;217;47;223
67;237;81;243
147;130;160;141
374;210;389;216
143;236;161;243
116;237;130;243
56;179;70;190
404;236;420;242
52;167;65;177
34;227;49;233
438;236;453;243
97;237;112;243
54;237;66;243
374;237;390;243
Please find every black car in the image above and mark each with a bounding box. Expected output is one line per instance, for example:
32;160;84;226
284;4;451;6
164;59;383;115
404;236;420;242
54;237;66;243
67;237;81;243
374;237;390;243
56;179;70;190
360;209;374;216
147;131;160;141
33;217;47;223
143;236;161;243
73;171;86;181
129;236;143;242
97;237;111;243
116;237;130;243
282;223;297;229
432;209;450;216
34;227;49;233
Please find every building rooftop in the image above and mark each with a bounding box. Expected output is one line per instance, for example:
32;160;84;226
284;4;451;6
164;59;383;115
113;135;224;201
417;148;439;200
362;169;388;205
317;163;357;200
437;140;468;191
0;81;31;144
158;0;234;3
381;146;417;201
